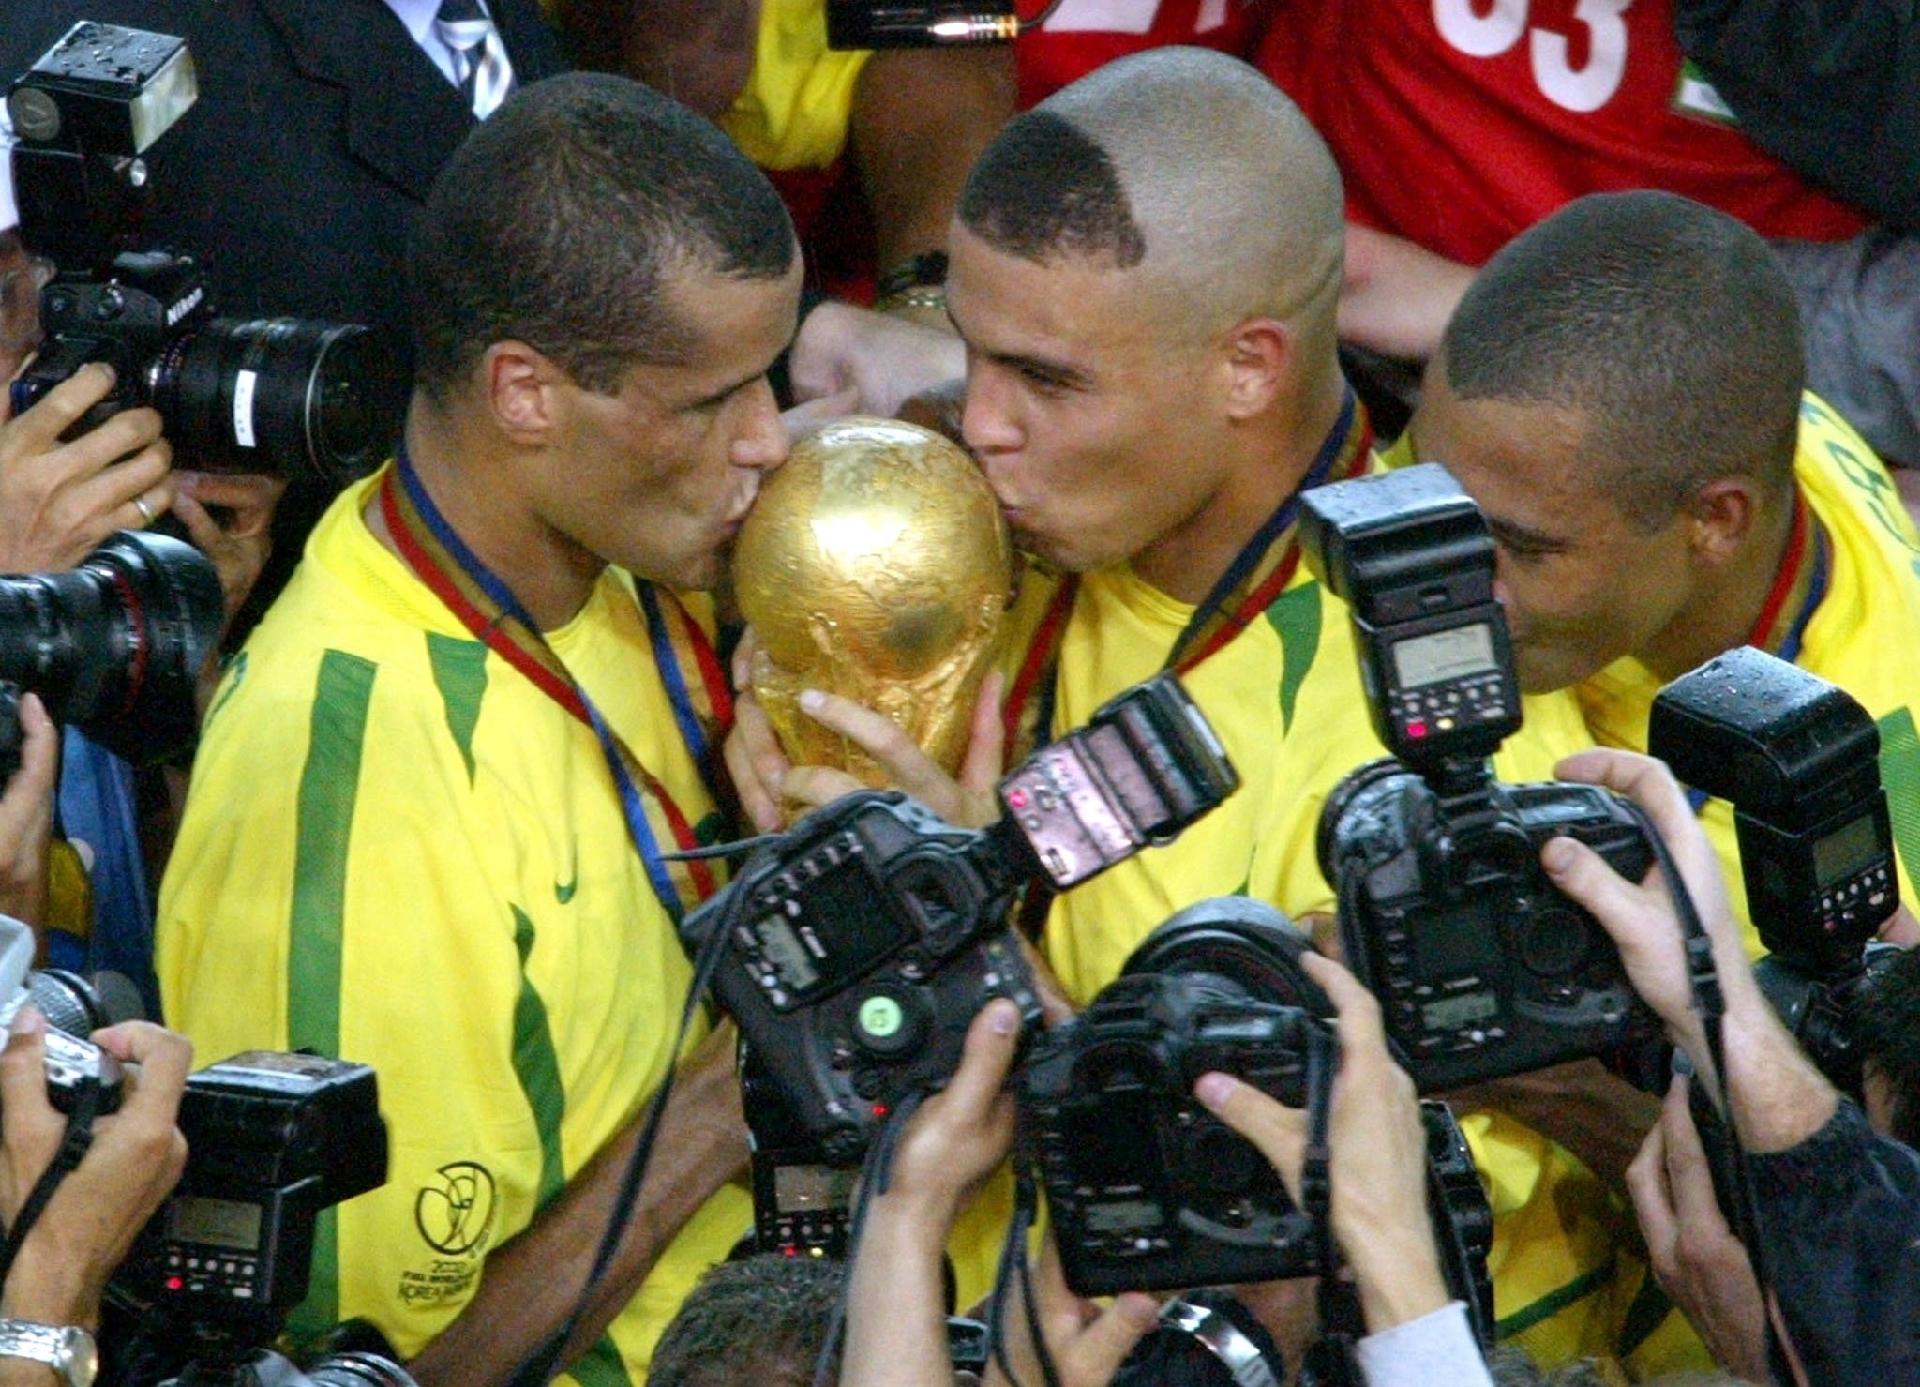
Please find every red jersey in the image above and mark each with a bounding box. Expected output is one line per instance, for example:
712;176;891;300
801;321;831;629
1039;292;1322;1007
1259;0;1867;266
1017;0;1273;108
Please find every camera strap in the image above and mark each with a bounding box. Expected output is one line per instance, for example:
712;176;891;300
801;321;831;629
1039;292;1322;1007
382;448;731;923
0;1073;104;1289
1298;1025;1367;1387
985;1166;1064;1387
1001;389;1372;760
1627;803;1799;1385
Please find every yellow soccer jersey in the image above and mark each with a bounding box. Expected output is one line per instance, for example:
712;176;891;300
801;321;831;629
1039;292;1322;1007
719;0;871;171
158;472;750;1382
1576;394;1920;956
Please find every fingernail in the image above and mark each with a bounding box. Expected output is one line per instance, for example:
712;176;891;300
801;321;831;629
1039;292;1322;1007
799;689;824;713
1195;1072;1235;1107
92;362;116;387
1541;837;1575;872
988;999;1019;1035
9;1004;44;1036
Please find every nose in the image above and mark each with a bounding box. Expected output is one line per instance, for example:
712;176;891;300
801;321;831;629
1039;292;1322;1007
960;364;1022;461
729;378;788;474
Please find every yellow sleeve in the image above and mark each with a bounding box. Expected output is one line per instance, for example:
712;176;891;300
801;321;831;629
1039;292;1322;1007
719;0;872;169
160;643;554;1355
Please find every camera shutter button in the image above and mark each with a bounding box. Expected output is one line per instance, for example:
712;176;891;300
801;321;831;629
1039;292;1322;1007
852;985;927;1057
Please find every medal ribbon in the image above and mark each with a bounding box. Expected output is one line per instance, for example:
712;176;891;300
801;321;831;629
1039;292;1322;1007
381;447;724;919
1684;487;1829;815
1003;388;1371;757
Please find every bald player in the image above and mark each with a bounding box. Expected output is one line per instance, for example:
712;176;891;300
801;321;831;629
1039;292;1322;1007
728;50;1656;1371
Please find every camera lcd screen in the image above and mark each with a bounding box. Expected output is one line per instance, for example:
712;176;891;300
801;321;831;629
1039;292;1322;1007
1420;990;1499;1032
167;1196;263;1251
1392;624;1497;690
773;1164;858;1215
1813;814;1884;888
1084;1199;1166;1235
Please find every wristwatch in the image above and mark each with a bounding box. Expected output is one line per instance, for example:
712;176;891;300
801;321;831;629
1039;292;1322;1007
0;1321;97;1386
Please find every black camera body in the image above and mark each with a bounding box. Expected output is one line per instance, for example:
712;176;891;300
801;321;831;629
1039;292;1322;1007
825;2;1018;49
135;1053;387;1345
0;913;141;1113
1022;897;1492;1335
1303;465;1659;1090
1651;647;1904;1094
7;22;400;483
683;673;1238;1162
1026;975;1328;1293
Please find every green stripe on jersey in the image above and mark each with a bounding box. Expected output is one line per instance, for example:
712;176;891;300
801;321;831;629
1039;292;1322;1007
427;633;490;782
1265;582;1323;733
1879;708;1920;886
568;1332;634;1386
286;649;378;1341
1495;1259;1616;1340
510;905;568;1210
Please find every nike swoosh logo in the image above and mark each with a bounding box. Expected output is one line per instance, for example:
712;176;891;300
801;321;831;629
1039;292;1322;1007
555;847;578;904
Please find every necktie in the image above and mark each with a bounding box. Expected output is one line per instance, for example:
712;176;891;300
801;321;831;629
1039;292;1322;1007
434;0;516;119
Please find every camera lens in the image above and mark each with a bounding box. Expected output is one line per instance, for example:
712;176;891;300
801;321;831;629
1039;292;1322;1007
1122;898;1329;1015
153;317;402;484
0;531;223;765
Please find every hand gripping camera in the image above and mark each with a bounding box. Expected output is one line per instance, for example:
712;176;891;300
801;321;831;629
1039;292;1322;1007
681;673;1238;1162
1021;898;1493;1331
1651;646;1904;1094
1303;464;1659;1090
0;914;141;1113
7;23;402;484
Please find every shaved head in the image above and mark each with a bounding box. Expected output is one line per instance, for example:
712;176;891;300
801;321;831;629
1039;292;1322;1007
958;47;1344;351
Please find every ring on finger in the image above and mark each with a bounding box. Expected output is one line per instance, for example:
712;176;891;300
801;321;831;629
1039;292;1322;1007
133;493;156;526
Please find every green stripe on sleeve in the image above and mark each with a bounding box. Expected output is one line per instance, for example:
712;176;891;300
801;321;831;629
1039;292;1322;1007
427;633;490;782
566;1333;635;1387
1264;582;1324;733
510;905;569;1210
285;650;378;1342
1879;708;1920;886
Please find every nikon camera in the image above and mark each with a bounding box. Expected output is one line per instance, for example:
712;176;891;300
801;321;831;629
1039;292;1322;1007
7;23;402;484
1303;464;1659;1090
681;672;1238;1162
1651;646;1904;1094
1022;897;1494;1338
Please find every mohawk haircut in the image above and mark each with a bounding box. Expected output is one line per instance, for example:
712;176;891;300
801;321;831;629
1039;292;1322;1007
409;72;794;401
957;110;1147;268
1442;191;1805;530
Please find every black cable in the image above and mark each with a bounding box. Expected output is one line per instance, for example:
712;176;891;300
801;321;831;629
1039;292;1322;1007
661;833;786;863
1019;0;1068;32
505;919;733;1385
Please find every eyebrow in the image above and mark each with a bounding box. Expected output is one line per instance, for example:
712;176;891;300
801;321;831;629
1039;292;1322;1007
688;369;763;410
946;304;1094;392
1485;514;1571;553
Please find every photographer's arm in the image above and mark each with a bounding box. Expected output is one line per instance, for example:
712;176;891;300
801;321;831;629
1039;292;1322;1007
843;998;1022;1387
1542;749;1839;1152
406;1022;747;1387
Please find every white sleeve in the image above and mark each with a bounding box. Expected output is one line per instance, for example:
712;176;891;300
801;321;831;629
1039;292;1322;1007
1354;1302;1495;1387
2;101;16;234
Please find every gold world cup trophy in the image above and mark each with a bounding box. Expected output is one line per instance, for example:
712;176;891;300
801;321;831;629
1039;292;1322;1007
731;416;1014;796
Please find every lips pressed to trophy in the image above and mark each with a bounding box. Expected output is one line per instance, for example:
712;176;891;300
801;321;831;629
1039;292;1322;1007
731;416;1014;789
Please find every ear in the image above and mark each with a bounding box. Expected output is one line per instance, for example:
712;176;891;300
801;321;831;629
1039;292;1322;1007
1683;477;1761;566
1218;318;1293;421
482;340;565;443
